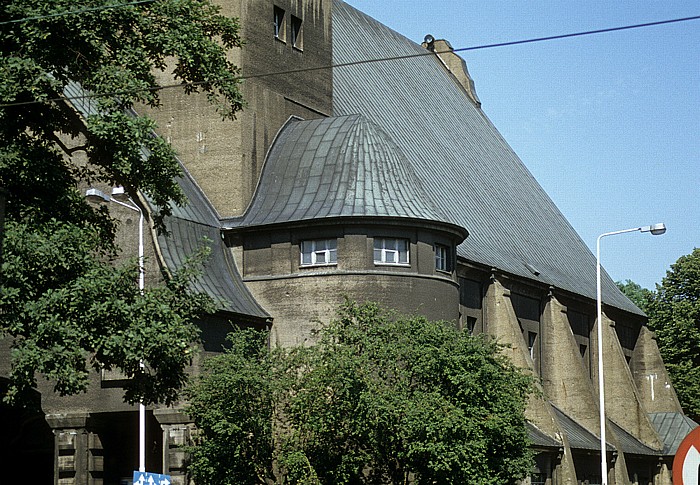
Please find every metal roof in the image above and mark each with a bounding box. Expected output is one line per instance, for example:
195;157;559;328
224;115;465;238
608;420;661;456
155;169;270;320
527;422;562;449
331;1;642;316
63;81;269;321
551;406;615;452
649;412;699;455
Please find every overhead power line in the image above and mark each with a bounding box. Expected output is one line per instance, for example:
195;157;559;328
0;0;155;25
1;13;698;108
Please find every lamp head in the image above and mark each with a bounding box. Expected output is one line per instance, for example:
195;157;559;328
85;188;110;204
111;186;131;203
642;223;666;236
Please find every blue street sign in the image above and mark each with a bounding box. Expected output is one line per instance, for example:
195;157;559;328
132;471;172;485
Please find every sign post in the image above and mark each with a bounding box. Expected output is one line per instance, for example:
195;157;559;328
673;426;700;485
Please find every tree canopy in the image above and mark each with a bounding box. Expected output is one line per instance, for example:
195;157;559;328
617;249;700;420
186;301;535;485
0;0;244;405
646;249;700;420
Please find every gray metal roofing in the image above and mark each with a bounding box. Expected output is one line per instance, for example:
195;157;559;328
156;169;270;320
331;1;642;315
551;406;615;452
63;81;269;320
608;420;661;456
649;412;699;454
526;422;562;449
225;114;464;235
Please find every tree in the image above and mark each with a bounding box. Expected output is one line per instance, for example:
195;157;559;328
186;301;535;485
645;249;700;420
0;0;244;405
616;279;653;311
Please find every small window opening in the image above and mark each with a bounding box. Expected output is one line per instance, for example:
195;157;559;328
374;238;409;265
466;316;476;335
291;15;303;50
435;244;449;271
528;331;537;358
273;6;286;41
301;239;337;266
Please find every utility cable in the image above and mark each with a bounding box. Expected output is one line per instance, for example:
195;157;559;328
1;13;698;108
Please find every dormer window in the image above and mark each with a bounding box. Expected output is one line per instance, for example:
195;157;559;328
301;239;337;266
374;238;409;265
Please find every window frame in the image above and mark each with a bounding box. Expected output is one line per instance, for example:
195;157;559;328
435;243;450;272
373;237;410;266
300;239;337;267
290;15;303;50
273;6;286;42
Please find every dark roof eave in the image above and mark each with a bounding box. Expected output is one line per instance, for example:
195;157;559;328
223;214;469;242
458;256;648;320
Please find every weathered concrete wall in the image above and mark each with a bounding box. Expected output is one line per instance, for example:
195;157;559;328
146;0;333;217
631;326;683;413
234;224;461;347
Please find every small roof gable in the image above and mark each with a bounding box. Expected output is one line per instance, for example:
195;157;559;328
331;0;642;315
649;412;699;455
225;115;466;238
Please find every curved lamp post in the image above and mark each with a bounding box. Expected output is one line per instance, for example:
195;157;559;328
0;187;7;264
86;187;146;473
596;223;666;485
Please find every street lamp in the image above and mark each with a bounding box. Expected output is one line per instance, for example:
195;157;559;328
86;187;146;473
596;223;666;485
0;187;7;265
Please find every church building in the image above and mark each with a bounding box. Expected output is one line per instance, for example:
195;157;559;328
3;1;695;484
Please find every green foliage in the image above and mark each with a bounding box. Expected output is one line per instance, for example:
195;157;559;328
0;0;242;405
646;248;700;419
1;0;244;226
185;328;276;485
616;279;653;311
1;219;215;405
186;301;535;485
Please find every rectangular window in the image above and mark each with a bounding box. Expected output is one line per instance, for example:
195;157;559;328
273;6;286;41
374;238;409;265
466;316;476;335
301;239;337;266
459;278;482;335
528;331;537;358
291;15;303;49
512;292;541;370
435;244;449;271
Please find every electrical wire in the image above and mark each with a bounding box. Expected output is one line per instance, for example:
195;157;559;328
0;0;155;25
0;13;698;108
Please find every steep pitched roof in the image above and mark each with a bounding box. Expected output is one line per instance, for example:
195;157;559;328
224;115;466;238
331;1;641;315
608;420;661;456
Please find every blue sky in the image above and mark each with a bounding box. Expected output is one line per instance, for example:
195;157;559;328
345;0;699;290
